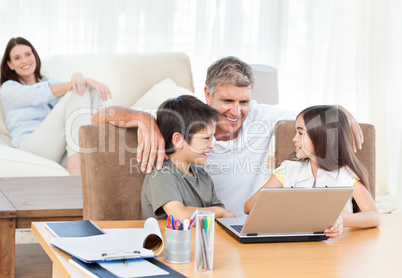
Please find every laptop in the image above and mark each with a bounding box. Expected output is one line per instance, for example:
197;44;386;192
217;187;354;243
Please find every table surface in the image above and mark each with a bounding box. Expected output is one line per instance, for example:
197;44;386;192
0;176;83;278
32;213;402;278
0;176;83;227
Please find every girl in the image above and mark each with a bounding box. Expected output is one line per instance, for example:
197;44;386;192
244;105;380;238
0;37;112;175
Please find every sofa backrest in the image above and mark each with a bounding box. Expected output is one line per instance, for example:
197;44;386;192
0;52;194;145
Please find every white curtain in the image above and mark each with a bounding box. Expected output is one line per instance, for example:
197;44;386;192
1;0;401;210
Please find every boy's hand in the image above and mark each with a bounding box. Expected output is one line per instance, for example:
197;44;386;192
220;209;236;218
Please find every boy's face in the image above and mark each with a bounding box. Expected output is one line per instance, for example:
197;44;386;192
183;124;216;165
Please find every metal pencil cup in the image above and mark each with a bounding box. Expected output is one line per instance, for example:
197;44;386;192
164;226;192;263
194;211;214;273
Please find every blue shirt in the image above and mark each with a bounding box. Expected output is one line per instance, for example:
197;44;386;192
0;77;60;147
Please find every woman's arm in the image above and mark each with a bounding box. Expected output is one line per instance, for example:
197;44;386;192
70;73;111;101
83;78;111;101
49;82;71;98
50;73;111;101
162;201;235;222
342;181;380;228
0;80;59;108
244;174;282;214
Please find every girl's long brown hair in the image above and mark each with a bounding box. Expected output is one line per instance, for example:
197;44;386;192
298;105;369;191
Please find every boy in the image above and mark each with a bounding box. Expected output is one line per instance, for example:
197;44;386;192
141;95;235;221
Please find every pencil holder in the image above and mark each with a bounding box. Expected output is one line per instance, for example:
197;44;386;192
164;226;192;263
194;211;214;273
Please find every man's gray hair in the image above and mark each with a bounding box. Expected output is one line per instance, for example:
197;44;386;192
205;56;255;96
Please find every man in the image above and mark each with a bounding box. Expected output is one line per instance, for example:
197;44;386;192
92;56;363;217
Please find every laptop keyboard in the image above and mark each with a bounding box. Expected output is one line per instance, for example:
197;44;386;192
231;225;244;233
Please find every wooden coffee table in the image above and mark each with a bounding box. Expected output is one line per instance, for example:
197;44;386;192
0;176;83;278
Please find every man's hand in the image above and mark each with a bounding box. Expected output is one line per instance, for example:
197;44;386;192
136;114;166;173
338;106;364;152
91;107;166;172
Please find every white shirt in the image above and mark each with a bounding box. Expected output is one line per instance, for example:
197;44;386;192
274;160;360;213
204;100;296;217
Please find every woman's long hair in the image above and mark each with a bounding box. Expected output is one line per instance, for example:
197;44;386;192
298;105;369;191
1;37;43;85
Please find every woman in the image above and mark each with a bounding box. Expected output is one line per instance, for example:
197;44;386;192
244;105;380;238
0;37;112;175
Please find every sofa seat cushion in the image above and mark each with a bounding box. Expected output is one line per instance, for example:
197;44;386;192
0;145;69;177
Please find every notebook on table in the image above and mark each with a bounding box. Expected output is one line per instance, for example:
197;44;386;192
217;187;354;243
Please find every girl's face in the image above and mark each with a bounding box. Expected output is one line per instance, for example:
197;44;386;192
293;115;315;159
6;44;37;84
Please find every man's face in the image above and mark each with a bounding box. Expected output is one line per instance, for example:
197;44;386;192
205;84;251;141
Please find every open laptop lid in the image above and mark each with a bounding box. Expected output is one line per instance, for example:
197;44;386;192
242;187;354;235
217;187;353;243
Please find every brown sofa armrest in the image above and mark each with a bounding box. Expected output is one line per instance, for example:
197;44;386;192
79;124;145;220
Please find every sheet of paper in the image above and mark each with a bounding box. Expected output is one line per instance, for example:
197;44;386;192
103;218;164;256
98;259;169;278
51;233;154;262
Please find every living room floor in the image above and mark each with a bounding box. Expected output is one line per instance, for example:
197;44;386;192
15;243;51;278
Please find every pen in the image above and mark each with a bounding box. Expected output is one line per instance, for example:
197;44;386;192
188;209;198;230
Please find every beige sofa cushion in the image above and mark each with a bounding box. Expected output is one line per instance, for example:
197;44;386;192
130;78;193;110
0;145;69;177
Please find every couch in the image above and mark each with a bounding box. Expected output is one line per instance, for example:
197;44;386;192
0;52;194;177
